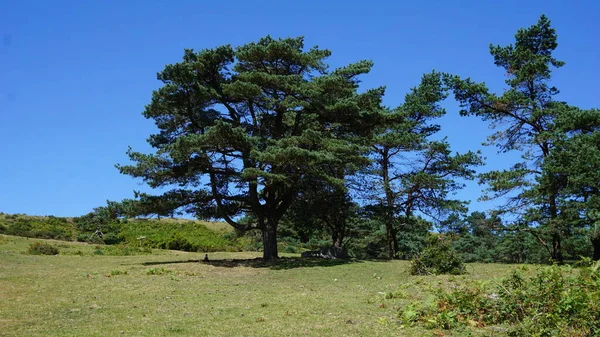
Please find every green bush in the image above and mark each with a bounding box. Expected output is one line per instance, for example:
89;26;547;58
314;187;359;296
27;242;59;255
410;235;466;275
405;263;600;336
101;232;123;245
76;232;104;244
76;233;89;242
158;234;195;251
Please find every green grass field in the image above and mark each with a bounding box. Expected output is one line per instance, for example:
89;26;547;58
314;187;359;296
1;234;528;336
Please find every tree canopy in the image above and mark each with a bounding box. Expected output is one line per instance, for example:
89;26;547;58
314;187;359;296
446;15;599;262
118;36;383;260
115;16;599;262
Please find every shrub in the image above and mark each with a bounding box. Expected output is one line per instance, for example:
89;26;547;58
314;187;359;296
27;242;59;255
404;263;600;336
159;234;195;251
76;233;89;242
101;232;123;245
410;235;466;275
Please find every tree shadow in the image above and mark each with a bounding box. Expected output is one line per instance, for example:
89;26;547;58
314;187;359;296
361;258;397;263
141;257;361;270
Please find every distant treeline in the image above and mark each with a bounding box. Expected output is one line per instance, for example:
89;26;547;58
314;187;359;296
1;210;593;264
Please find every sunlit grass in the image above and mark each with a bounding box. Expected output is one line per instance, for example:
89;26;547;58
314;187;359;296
1;234;526;336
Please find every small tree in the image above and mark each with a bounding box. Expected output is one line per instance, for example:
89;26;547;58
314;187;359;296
368;72;482;259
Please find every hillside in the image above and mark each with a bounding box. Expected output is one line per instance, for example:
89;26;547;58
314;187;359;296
0;213;242;252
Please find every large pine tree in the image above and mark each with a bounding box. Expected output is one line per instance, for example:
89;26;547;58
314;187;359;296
118;37;383;260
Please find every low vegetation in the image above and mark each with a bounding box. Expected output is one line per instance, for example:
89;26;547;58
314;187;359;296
409;236;466;275
399;263;600;336
0;234;551;336
27;241;59;255
0;213;252;253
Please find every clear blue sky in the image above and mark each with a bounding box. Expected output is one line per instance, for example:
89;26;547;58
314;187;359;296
1;0;598;217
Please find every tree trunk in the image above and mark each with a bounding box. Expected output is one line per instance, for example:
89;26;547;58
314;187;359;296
332;227;344;249
262;219;279;260
592;235;600;261
386;223;398;259
381;147;399;259
551;230;563;264
331;206;346;249
549;195;564;264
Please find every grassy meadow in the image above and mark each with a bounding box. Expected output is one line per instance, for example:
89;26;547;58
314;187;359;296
0;234;531;337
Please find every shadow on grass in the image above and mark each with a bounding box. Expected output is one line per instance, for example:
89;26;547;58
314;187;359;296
361;258;397;263
141;257;362;270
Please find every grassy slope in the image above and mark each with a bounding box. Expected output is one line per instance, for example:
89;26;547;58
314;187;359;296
0;213;237;250
0;213;232;233
0;235;526;337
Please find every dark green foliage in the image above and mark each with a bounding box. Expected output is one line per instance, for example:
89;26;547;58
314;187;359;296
494;230;549;264
27;242;59;255
158;234;195;251
73;206;123;243
444;15;600;263
366;72;483;259
406;264;600;336
410;235;466;275
117;36;383;260
396;217;431;260
284;177;358;249
543;108;600;260
76;232;104;244
101;232;123;245
440;211;594;264
344;218;389;259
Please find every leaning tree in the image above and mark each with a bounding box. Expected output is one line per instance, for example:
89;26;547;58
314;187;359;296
118;36;383;260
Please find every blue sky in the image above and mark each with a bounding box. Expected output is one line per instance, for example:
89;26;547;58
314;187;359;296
0;0;598;217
